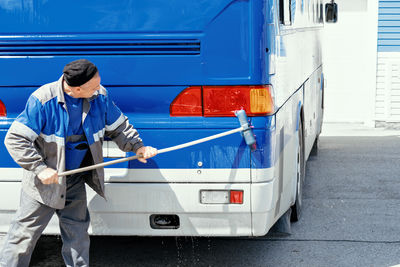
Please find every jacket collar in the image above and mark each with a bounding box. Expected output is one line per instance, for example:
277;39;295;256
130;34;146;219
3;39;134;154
56;75;99;104
56;75;66;105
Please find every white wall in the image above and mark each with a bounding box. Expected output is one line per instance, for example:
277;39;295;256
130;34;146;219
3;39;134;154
322;0;378;126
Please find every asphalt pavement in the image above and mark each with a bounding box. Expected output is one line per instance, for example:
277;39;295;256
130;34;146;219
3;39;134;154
1;123;400;266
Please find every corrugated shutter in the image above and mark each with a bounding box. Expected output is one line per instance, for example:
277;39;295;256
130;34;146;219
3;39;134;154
376;0;400;122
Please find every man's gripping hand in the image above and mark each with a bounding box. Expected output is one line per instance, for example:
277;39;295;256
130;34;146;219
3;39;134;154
136;146;158;163
38;168;59;184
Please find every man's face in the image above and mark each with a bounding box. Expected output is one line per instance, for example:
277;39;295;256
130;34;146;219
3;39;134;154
71;74;101;98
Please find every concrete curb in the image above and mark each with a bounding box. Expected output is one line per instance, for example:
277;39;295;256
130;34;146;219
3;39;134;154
321;122;400;137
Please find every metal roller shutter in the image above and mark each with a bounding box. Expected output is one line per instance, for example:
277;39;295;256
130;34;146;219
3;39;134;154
376;0;400;124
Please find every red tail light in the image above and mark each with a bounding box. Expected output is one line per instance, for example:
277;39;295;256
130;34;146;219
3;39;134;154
0;99;6;117
170;85;273;117
230;190;243;204
170;86;202;116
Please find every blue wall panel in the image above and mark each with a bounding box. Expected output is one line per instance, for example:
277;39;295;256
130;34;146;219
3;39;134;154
378;0;400;52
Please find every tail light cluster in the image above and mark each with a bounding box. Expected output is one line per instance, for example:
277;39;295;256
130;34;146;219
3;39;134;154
0;99;6;117
170;85;274;117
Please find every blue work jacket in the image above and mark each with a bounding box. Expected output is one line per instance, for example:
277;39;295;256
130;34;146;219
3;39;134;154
5;76;143;209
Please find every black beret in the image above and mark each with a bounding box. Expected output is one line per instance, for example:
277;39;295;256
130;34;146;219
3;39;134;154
63;59;98;87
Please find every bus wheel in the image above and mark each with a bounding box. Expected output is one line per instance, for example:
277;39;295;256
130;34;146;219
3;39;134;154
291;120;305;222
310;135;319;156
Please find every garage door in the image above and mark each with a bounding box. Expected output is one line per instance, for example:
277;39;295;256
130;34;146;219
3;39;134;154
376;0;400;123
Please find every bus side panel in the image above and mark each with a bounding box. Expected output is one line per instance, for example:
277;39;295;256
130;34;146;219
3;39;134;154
250;87;304;236
274;29;323;109
303;66;324;159
250;0;324;234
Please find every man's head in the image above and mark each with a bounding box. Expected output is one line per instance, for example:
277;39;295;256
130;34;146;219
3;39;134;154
63;59;101;98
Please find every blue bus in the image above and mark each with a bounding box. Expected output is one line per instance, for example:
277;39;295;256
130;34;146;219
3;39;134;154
0;0;336;236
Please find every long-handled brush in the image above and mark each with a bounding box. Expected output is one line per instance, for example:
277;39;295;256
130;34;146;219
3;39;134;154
58;110;256;177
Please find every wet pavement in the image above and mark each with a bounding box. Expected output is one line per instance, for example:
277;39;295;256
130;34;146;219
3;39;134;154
1;123;400;266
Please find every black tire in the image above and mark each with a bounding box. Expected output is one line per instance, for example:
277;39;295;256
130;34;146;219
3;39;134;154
310;136;319;157
291;120;305;222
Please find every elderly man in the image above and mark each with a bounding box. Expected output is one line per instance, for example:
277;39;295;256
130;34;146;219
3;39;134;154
0;59;157;267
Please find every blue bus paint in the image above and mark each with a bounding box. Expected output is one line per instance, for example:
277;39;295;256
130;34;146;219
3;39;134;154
128;128;252;169
0;0;270;86
250;128;275;169
0;130;17;168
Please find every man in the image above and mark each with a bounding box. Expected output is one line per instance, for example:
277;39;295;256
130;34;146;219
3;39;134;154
0;59;157;267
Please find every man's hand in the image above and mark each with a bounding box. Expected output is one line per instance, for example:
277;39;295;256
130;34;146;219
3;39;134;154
38;168;59;184
136;146;158;163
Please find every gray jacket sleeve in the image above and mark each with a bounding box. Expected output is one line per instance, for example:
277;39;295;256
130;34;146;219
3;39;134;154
5;121;47;176
103;91;144;153
105;117;144;153
5;94;48;175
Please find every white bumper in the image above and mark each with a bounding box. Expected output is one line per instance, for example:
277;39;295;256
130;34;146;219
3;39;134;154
0;176;278;236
